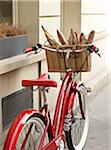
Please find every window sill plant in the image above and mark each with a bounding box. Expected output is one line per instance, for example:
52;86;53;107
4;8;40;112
0;21;28;60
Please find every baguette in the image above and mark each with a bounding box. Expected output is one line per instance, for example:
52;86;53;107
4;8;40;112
73;31;79;44
41;25;60;46
79;33;88;44
57;29;68;45
68;29;77;45
87;30;95;43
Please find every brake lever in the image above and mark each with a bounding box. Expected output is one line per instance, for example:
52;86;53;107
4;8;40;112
32;43;43;54
96;52;101;58
24;43;43;57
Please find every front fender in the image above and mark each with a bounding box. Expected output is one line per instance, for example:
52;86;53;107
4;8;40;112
3;109;44;150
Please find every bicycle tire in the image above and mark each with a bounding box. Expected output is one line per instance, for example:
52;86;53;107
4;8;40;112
3;110;49;150
65;84;89;150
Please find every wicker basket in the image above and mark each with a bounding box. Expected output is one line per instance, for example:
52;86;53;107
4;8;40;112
45;49;91;72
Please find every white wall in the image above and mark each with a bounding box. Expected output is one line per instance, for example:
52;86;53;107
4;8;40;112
81;0;108;88
106;0;111;68
39;0;61;44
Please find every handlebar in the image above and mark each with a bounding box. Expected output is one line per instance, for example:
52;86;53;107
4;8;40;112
24;43;101;57
24;43;42;53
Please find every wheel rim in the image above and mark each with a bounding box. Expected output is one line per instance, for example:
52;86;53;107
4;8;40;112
15;117;48;150
71;86;89;149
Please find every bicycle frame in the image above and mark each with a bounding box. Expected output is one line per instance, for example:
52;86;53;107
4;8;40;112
38;71;80;150
53;71;73;135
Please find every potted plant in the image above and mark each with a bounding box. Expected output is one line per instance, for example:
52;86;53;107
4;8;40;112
0;21;28;60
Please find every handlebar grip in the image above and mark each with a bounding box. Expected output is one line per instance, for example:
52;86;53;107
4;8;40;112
24;45;37;53
24;43;42;53
24;47;33;53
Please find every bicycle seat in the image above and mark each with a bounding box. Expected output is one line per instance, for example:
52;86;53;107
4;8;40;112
22;73;57;88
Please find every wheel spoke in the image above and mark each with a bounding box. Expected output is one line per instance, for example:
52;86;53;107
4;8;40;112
66;85;89;149
13;116;49;150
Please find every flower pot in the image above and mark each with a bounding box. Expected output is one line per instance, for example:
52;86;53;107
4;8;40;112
0;34;28;60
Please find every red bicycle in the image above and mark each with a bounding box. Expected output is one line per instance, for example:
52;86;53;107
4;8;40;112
3;44;100;150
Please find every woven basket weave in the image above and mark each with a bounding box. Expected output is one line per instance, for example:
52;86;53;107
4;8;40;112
45;49;91;72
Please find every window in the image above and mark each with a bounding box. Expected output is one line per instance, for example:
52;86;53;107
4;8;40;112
0;0;12;23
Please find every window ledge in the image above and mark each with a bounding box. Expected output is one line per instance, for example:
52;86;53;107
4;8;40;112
0;52;46;75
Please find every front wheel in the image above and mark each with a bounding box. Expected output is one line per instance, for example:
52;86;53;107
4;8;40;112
3;110;49;150
65;84;89;150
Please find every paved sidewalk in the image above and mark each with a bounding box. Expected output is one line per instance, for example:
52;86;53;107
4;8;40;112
85;81;111;149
